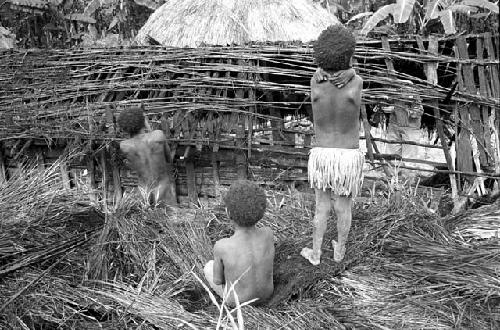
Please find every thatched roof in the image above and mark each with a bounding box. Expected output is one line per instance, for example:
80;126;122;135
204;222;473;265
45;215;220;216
136;0;340;47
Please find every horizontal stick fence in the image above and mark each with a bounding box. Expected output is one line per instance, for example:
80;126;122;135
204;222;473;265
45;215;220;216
0;33;498;200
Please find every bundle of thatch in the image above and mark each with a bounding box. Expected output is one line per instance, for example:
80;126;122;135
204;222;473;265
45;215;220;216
136;0;339;47
1;160;499;329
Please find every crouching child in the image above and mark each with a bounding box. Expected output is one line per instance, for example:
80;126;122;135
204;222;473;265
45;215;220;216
204;180;274;306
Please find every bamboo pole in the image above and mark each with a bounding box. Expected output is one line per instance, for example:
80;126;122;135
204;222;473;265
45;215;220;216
211;152;221;198
484;33;500;192
415;36;460;208
87;152;97;204
428;37;459;210
186;160;198;205
36;149;45;171
456;37;487;164
106;107;122;205
60;161;71;189
0;144;6;184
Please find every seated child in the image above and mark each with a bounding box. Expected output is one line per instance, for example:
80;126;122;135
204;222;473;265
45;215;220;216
204;180;274;306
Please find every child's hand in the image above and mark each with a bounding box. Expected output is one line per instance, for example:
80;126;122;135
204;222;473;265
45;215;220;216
314;68;355;88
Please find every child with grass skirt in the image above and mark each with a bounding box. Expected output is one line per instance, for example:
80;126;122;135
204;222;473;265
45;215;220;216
204;180;274;306
301;24;364;266
117;106;177;206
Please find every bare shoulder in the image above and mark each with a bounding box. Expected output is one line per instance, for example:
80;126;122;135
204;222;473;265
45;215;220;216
149;130;166;142
353;74;363;86
259;226;274;239
214;238;230;255
120;139;134;152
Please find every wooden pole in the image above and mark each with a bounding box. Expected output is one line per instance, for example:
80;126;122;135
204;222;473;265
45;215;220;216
36;149;45;172
106;107;122;205
484;33;500;192
186;160;198;205
60;161;71;189
425;36;459;209
211;152;220;198
0;144;7;184
87;151;97;204
236;118;248;180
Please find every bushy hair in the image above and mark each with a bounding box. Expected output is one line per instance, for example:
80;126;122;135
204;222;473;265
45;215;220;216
224;180;267;227
117;107;145;136
313;24;356;71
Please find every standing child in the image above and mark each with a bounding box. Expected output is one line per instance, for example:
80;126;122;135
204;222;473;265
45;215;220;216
204;180;274;306
301;24;364;266
117;106;177;206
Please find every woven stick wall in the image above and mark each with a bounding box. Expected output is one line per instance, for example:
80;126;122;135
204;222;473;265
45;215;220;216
0;33;498;201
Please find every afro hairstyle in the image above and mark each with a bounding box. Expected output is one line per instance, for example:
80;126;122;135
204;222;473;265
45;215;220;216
223;180;267;227
313;24;356;71
117;106;145;136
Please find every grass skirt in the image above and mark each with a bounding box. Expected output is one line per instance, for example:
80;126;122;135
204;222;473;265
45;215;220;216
308;147;364;197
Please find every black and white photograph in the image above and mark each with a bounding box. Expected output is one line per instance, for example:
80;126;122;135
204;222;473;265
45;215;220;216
0;0;499;329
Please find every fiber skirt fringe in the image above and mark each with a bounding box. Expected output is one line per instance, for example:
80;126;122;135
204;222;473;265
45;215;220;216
308;147;365;197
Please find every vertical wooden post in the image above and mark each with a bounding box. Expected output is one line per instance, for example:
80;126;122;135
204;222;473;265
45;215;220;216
211;152;220;198
381;36;395;74
186;159;198;205
476;37;494;162
247;87;255;159
269;107;282;145
60;161;71;189
304;133;312;147
484;33;500;191
0;144;7;184
87;151;97;204
106;107;122;205
424;36;459;207
236;117;248;180
360;105;375;164
416;36;459;195
361;104;392;178
100;150;109;212
456;37;487;164
379;37;398;179
36;149;45;172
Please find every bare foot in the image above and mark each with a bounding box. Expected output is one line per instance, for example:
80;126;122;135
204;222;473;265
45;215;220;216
331;240;346;262
300;247;321;266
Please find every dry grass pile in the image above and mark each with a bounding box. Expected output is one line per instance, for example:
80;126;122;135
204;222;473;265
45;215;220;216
1;166;499;329
136;0;339;47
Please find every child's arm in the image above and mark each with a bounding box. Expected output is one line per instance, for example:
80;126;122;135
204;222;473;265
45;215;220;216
213;242;225;285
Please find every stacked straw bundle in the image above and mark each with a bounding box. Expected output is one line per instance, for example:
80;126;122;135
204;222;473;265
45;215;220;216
0;163;499;329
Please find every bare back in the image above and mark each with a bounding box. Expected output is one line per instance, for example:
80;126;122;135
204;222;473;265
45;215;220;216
214;227;274;305
311;74;363;149
120;130;176;204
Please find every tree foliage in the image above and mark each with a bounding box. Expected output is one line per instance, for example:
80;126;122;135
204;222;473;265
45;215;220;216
353;0;499;35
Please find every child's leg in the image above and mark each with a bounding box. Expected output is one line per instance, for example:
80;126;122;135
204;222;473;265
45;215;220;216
332;195;352;262
203;260;225;298
301;189;331;265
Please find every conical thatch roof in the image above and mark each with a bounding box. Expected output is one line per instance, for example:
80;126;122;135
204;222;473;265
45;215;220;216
136;0;339;47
